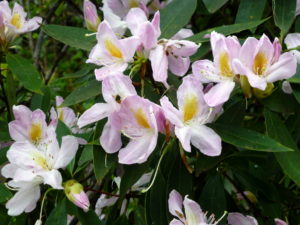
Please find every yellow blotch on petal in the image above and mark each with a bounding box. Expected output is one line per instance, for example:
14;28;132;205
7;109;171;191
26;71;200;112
10;13;22;29
183;94;198;122
58;110;64;121
253;52;268;75
134;108;151;128
104;39;123;58
29;123;43;143
32;152;49;170
219;52;234;77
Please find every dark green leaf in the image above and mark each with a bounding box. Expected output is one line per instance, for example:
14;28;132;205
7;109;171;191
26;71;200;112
45;199;67;225
264;109;300;186
60;80;101;107
6;54;43;93
56;120;71;145
160;0;197;39
188;18;269;43
217;100;246;126
0;147;9;165
30;86;51;112
203;0;229;13
272;0;296;36
210;123;294;152
43;25;96;51
200;174;226;217
76;208;104;225
235;0;267;25
0;184;12;203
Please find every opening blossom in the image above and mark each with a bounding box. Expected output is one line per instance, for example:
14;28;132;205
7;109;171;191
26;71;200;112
160;76;222;156
232;34;297;91
87;21;140;80
284;33;300;63
192;31;241;107
227;213;288;225
0;0;42;46
168;190;223;225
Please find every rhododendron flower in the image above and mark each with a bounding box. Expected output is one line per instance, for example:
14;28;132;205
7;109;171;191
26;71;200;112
64;180;90;212
84;0;100;32
192;31;241;107
9;105;50;145
0;1;42;43
126;8;160;50
106;0;150;19
228;213;288;225
78;74;137;152
102;0;127;35
3;180;41;216
296;0;300;16
108;96;160;164
2;129;79;189
160;76;222;156
284;33;300;63
87;21;140;80
168;190;223;225
233;34;297;90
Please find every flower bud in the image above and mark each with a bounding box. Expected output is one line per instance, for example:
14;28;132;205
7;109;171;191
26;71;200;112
239;75;252;99
83;0;100;32
64;180;90;212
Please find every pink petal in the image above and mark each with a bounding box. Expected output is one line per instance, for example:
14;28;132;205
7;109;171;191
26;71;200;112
100;121;122;153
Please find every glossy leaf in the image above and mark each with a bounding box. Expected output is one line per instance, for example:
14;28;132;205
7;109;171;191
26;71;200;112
43;25;96;51
60;80;101;107
264;109;300;186
45;199;67;225
272;0;296;36
203;0;229;13
76;209;104;225
6;54;43;93
210;123;294;152
0;184;12;203
160;0;197;39
188;18;269;43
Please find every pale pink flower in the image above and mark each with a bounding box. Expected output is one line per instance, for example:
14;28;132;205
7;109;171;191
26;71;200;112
9;105;51;145
87;21;140;80
84;0;100;32
233;34;297;90
228;213;288;225
275;218;288;225
168;190;223;225
282;81;293;94
160;76;222;156
296;0;300;16
108;95;160;164
284;33;300;63
0;1;42;43
192;31;241;107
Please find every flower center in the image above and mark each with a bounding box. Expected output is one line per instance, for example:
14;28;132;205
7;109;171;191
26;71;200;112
10;13;22;29
29;123;43;143
219;52;234;77
134;108;151;128
58;109;64;121
128;0;139;8
183;94;198;122
32;152;50;170
104;39;123;58
253;51;268;75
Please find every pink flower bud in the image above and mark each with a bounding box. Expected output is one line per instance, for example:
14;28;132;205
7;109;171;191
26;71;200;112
64;180;90;212
83;0;100;32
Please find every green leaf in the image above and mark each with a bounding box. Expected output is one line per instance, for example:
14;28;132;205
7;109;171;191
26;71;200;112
199;174;226;217
264;109;300;186
272;0;296;36
45;199;67;225
30;86;51;112
210;123;294;152
76;208;104;225
0;184;12;203
6;54;43;93
43;25;96;51
160;0;197;39
120;162;150;197
203;0;229;13
235;0;267;31
188;18;269;43
0;147;9;165
60;80;101;107
217;100;246;126
55;120;71;145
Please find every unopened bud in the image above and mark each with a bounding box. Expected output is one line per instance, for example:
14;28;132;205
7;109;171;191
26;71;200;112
239;75;252;99
83;0;100;32
253;82;274;99
64;180;90;212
